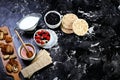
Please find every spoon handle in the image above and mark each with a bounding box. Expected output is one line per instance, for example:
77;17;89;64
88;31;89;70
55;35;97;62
14;30;29;53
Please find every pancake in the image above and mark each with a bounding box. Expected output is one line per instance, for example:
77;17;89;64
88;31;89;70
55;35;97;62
5;35;12;43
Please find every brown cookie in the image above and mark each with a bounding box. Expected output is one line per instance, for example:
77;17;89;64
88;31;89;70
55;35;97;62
0;42;5;48
0;28;8;35
1;44;14;55
72;19;89;36
6;63;13;73
5;35;12;43
6;44;14;55
3;55;10;60
0;31;4;40
6;59;19;73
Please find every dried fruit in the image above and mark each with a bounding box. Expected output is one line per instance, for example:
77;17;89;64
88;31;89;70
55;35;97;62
6;59;19;73
5;35;12;43
0;31;4;40
3;55;10;60
9;55;17;59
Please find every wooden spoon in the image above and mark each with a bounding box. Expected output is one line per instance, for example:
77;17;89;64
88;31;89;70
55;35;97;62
15;30;33;58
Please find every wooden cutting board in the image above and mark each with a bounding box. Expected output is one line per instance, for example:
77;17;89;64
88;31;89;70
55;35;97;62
0;26;22;80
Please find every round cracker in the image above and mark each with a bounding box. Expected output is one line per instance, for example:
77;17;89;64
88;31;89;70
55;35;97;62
61;25;73;34
72;19;89;36
62;13;78;29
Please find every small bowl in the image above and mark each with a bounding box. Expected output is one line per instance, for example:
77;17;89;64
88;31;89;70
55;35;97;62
17;13;42;31
33;29;52;47
18;43;36;61
44;10;62;29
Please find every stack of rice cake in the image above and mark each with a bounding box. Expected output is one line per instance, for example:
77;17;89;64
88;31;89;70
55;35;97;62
61;13;89;36
61;13;78;34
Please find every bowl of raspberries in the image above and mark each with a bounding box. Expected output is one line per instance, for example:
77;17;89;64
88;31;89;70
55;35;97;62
33;29;53;48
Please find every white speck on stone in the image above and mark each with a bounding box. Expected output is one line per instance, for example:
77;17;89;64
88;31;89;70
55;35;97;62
53;77;58;80
88;26;94;34
118;5;120;11
98;47;105;52
53;61;62;66
84;13;91;17
53;45;59;50
89;57;100;61
12;34;16;40
24;0;29;5
36;74;40;77
71;50;76;55
67;74;71;78
67;56;71;61
78;64;81;68
78;10;84;14
53;61;57;65
89;49;97;53
91;42;100;47
83;64;87;74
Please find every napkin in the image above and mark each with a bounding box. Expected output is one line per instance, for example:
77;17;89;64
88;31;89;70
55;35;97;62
21;49;52;78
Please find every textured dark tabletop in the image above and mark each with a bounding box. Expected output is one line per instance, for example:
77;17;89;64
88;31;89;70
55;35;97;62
0;0;120;80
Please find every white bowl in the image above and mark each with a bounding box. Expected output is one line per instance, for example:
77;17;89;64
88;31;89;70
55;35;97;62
44;10;62;29
33;29;51;47
17;13;42;31
18;43;36;61
43;30;58;48
33;29;58;48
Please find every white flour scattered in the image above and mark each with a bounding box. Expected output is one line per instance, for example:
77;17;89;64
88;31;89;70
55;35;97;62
89;57;100;61
53;77;59;80
91;42;100;47
118;5;120;11
88;26;94;34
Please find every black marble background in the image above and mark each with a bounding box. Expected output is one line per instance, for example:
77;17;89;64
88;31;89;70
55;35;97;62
0;0;120;80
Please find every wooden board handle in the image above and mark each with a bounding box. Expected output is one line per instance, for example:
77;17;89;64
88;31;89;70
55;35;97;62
12;73;21;80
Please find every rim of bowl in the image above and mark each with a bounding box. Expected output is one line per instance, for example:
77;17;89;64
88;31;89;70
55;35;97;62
33;29;51;47
18;43;36;60
43;29;58;48
44;10;62;26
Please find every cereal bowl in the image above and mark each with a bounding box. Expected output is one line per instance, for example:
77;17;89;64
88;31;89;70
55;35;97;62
18;43;36;61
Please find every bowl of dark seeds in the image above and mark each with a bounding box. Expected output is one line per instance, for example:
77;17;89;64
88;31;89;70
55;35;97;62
44;10;62;29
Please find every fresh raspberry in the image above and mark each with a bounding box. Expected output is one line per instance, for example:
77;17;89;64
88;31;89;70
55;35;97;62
46;36;50;40
40;41;45;45
37;31;41;35
36;39;41;43
46;32;49;35
41;30;45;34
35;36;40;39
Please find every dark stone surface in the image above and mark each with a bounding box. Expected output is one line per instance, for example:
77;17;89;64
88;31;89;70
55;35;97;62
0;0;120;80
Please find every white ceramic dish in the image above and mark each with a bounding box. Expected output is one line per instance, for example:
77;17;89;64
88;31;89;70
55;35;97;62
33;29;58;49
17;13;42;31
43;30;58;48
33;29;52;47
18;43;36;61
44;10;62;29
